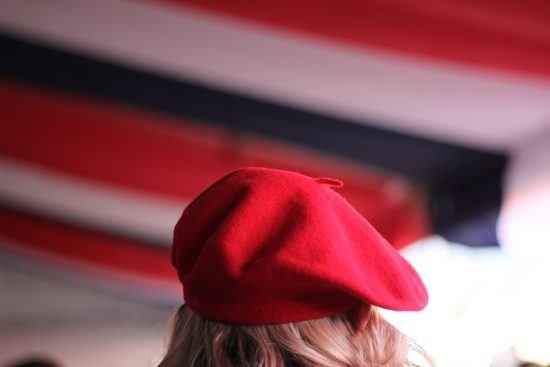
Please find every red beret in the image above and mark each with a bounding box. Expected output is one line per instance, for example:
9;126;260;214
172;167;428;324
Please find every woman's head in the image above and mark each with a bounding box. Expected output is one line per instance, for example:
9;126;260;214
165;167;432;366
159;304;429;367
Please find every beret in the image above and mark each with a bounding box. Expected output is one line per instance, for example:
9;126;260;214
172;167;428;324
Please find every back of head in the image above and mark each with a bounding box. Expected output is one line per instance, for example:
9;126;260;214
164;167;433;366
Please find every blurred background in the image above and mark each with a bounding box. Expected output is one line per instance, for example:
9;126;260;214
0;1;549;366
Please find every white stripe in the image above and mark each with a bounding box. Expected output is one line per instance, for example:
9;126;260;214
0;0;549;150
0;157;185;246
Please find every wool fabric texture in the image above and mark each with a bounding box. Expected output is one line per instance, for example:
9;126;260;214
172;167;428;324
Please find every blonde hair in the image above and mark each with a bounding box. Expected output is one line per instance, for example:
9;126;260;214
159;304;434;367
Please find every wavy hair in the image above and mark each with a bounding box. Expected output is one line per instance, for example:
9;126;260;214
158;304;434;367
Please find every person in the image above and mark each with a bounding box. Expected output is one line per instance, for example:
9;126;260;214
159;167;434;367
4;357;60;367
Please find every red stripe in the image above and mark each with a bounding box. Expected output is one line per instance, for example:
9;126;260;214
0;80;234;201
0;206;177;286
0;79;429;248
159;0;550;78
